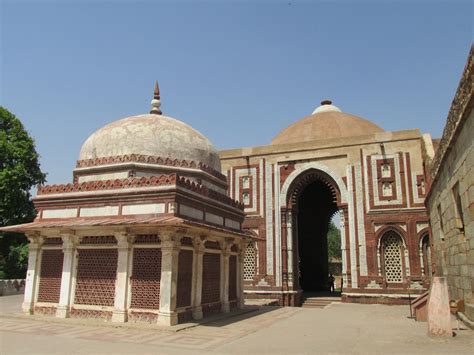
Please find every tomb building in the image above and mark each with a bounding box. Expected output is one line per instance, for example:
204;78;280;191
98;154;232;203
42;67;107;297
1;83;249;325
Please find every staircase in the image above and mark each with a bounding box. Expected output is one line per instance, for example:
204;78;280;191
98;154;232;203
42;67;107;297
301;296;342;309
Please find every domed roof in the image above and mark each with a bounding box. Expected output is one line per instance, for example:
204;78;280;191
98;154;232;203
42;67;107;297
271;100;383;145
79;83;221;172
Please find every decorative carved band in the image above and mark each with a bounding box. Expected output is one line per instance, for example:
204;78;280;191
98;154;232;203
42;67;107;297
75;154;227;182
288;169;340;208
176;176;244;209
38;174;177;195
37;173;244;210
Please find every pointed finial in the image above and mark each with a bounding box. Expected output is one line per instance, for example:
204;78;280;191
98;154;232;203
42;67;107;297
150;80;162;115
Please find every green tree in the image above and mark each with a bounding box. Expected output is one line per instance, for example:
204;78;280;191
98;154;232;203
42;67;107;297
0;107;46;279
327;221;341;260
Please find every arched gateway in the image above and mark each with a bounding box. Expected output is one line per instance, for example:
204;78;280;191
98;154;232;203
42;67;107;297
220;99;432;306
279;164;349;305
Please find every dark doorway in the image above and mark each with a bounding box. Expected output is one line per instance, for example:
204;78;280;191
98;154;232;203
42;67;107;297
297;179;338;292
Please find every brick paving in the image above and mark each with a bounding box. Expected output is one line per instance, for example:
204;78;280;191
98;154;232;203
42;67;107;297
1;295;473;354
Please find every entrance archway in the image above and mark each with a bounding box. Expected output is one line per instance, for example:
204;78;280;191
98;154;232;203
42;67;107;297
297;179;339;291
284;167;346;294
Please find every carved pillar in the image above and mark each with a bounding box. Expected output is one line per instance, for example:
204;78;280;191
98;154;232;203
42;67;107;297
236;240;248;309
286;209;294;288
22;233;43;314
220;239;232;313
280;208;288;289
157;233;180;326
56;233;77;318
112;232;132;323
192;237;205;320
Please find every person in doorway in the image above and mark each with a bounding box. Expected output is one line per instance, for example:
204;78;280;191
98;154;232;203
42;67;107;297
328;273;335;293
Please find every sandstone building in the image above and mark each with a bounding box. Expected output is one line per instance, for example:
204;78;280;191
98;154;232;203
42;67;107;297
221;100;435;305
426;47;473;323
1;84;250;325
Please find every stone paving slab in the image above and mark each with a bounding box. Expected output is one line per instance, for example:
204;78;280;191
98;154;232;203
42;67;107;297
1;295;473;354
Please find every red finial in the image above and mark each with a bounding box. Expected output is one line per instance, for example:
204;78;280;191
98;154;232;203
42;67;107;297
154;80;160;100
150;80;162;115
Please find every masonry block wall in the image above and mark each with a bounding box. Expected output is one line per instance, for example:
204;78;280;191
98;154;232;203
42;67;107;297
427;110;473;317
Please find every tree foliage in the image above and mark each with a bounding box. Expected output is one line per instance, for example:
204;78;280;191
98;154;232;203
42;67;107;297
0;107;46;279
327;221;341;260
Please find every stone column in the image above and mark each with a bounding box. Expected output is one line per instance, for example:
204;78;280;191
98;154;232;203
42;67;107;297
236;240;248;309
220;239;232;313
22;233;43;314
157;233;180;326
56;233;76;318
192;237;205;320
112;232;132;323
287;209;294;288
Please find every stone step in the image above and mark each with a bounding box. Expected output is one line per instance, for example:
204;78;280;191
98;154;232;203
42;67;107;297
301;297;341;309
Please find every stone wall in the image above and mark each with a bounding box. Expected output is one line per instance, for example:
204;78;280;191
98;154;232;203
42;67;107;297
0;279;25;296
427;110;473;307
426;46;473;321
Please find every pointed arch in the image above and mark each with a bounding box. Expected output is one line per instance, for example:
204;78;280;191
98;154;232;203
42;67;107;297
280;162;348;208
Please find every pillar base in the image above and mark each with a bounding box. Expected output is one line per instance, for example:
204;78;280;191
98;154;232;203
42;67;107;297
55;306;70;318
111;310;127;323
192;306;203;320
157;311;178;326
427;276;452;337
222;301;230;313
22;302;33;314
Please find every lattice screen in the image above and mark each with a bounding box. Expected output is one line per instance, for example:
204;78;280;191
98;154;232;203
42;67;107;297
130;248;162;309
37;249;64;303
201;253;220;304
243;242;256;281
74;249;118;306
383;234;403;283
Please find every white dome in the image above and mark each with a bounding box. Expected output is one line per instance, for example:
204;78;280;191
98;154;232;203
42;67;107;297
312;100;342;115
79;114;221;172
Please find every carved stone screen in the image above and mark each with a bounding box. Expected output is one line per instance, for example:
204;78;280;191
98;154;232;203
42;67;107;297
74;249;118;306
243;242;256;281
202;253;220;304
130;248;162;309
37;249;64;303
229;255;237;301
383;234;403;283
176;250;193;308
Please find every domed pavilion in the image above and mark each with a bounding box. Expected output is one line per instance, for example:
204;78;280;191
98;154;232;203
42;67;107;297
2;82;250;325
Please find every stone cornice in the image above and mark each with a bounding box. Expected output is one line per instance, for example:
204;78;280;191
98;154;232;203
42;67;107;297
75;154;227;182
430;45;473;182
38;174;177;195
37;174;244;210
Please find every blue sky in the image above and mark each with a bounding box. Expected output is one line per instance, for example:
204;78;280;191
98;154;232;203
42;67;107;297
1;0;472;184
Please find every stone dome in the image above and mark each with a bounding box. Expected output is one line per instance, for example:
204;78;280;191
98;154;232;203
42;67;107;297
79;114;221;172
271;100;383;145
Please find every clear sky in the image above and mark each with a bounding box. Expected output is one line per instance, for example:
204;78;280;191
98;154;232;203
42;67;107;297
1;0;472;184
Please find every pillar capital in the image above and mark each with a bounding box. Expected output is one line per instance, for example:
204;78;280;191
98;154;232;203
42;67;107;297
160;231;181;249
60;232;77;251
192;235;206;251
25;232;44;250
114;231;133;249
220;238;233;256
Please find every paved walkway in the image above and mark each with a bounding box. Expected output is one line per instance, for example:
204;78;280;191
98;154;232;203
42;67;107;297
1;295;472;354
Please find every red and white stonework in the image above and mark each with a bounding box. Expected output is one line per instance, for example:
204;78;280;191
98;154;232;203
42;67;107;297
1;83;250;326
220;100;435;306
